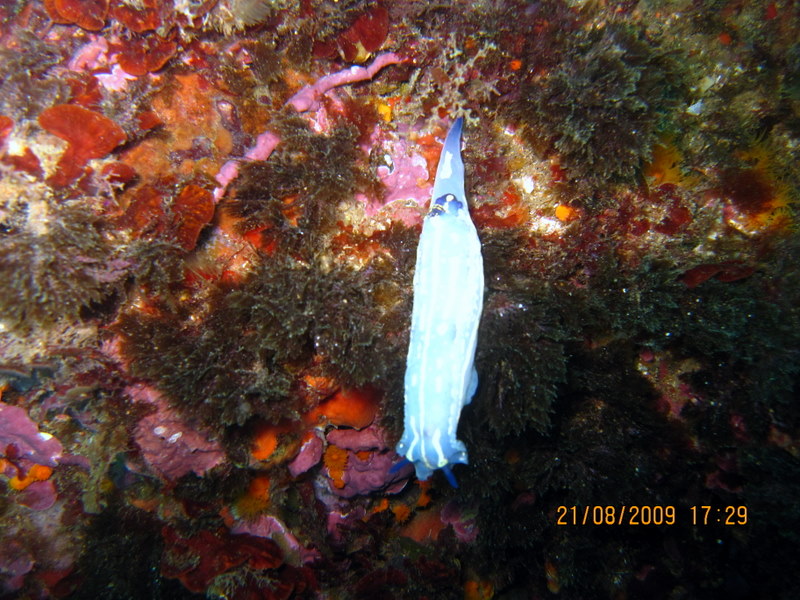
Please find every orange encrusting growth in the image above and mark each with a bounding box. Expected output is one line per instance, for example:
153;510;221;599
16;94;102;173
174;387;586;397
369;497;415;524
122;73;233;184
302;374;339;398
355;450;372;463
416;480;433;508
392;480;444;539
414;125;450;181
464;579;495;600
472;186;528;229
323;445;349;489
391;502;412;523
554;204;579;223
400;509;445;542
251;420;299;463
232;474;272;519
371;497;390;514
304;386;379;429
9;464;54;490
644;143;692;188
247;475;271;502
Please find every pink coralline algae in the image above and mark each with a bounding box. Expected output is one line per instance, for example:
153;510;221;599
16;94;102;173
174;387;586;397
96;64;139;92
17;480;58;511
285;52;405;113
129;386;224;481
0;402;63;467
288;431;324;478
213;52;405;201
374;137;432;212
66;36;138;90
67;35;108;71
0;404;60;511
134;409;224;481
326;425;385;452
323;503;368;544
325;425;413;498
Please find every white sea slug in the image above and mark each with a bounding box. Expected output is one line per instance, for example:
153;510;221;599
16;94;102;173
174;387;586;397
395;118;484;485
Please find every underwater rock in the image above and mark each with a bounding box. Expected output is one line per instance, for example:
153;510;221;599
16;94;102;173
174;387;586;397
133;399;224;481
0;542;33;594
1;1;798;597
0;402;63;467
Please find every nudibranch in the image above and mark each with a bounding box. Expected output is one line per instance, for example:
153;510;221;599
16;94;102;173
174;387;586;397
395;118;484;485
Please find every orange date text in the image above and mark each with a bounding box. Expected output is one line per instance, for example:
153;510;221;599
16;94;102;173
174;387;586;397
556;505;676;526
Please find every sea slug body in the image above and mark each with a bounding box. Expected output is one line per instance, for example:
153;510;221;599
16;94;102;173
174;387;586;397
396;118;484;484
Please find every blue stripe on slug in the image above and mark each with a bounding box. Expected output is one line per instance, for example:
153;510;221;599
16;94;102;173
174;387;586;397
395;118;484;483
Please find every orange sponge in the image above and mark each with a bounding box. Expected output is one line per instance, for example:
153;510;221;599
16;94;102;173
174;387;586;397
305;386;378;430
9;464;53;491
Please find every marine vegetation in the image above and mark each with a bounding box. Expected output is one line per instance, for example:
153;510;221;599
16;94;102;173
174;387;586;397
510;17;687;188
